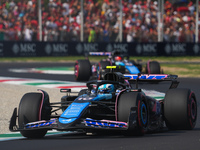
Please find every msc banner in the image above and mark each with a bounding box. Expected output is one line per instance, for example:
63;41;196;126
0;41;199;57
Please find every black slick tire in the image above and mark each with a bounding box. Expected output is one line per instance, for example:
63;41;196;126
117;92;148;136
146;61;161;74
18;92;51;138
74;59;91;81
164;88;197;130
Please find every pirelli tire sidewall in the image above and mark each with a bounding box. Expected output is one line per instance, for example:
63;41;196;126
164;88;197;130
146;61;161;74
117;91;149;136
18;92;51;138
74;59;91;81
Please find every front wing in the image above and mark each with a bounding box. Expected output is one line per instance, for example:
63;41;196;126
9;107;137;132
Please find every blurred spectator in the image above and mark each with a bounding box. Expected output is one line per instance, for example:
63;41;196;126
0;0;199;42
110;27;119;42
0;17;5;40
163;27;170;41
23;24;33;41
103;22;110;42
95;25;104;42
149;28;158;42
58;25;67;41
88;26;96;42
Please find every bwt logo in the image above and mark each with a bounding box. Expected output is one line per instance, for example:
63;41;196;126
45;44;68;55
12;43;36;54
76;43;98;54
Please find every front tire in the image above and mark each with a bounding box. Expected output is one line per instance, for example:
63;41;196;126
18;92;51;138
117;92;148;136
164;88;197;130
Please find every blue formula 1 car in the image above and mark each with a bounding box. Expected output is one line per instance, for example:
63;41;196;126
74;51;162;81
9;71;197;138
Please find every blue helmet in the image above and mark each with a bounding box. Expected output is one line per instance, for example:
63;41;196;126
98;84;115;93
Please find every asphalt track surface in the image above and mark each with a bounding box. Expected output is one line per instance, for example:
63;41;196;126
0;62;200;150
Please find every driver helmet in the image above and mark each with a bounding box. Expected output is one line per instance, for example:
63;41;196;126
115;56;122;61
98;84;115;93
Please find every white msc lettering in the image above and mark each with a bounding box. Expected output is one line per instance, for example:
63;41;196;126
83;43;98;52
113;44;128;52
172;44;186;52
53;44;68;52
143;44;157;53
20;44;36;52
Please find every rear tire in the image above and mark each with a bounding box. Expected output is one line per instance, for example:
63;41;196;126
117;92;148;136
164;88;197;130
146;61;161;74
18;92;51;138
74;60;91;81
97;61;111;80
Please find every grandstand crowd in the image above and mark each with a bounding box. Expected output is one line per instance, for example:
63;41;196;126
0;0;199;42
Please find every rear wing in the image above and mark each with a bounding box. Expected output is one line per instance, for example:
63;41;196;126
124;74;179;89
89;52;129;59
89;52;111;56
104;66;179;89
124;74;178;80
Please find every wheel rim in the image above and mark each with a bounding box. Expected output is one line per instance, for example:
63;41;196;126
190;98;197;120
74;63;79;79
147;61;151;74
97;63;101;80
141;102;147;125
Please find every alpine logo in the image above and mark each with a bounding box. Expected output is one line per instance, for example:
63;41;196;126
85;118;128;128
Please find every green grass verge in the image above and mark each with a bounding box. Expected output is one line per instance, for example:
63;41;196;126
0;56;199;77
161;64;200;77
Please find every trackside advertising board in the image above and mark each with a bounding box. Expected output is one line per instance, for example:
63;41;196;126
0;42;199;57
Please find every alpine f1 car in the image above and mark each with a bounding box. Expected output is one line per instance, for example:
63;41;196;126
9;69;197;138
74;51;162;81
